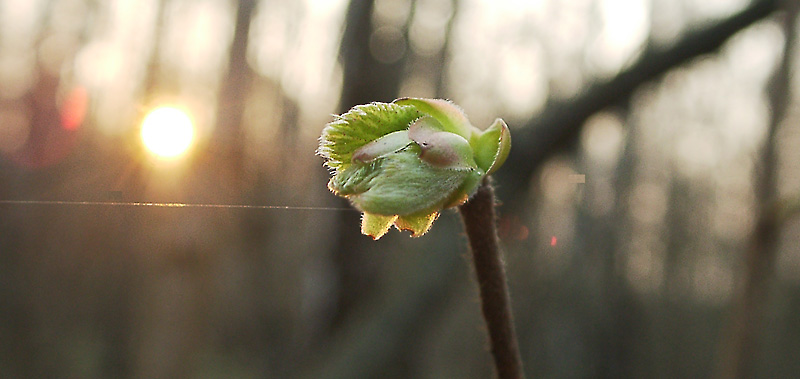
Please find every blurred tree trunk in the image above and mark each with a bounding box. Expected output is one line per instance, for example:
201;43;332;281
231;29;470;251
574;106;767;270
328;0;411;331
338;0;408;110
715;3;798;378
574;107;640;378
659;177;700;376
603;106;640;379
141;0;169;100
0;203;40;377
434;0;458;97
0;0;81;375
132;1;258;377
214;0;257;183
309;2;491;377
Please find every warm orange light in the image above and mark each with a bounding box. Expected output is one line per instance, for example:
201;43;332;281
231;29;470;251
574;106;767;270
60;87;88;131
140;106;194;158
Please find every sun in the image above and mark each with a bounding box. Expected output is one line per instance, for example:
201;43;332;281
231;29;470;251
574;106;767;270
140;106;195;158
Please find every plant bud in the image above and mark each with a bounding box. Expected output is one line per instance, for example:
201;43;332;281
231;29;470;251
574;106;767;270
318;98;510;239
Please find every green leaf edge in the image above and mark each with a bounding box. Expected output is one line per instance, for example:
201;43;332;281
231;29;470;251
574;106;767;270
318;102;421;173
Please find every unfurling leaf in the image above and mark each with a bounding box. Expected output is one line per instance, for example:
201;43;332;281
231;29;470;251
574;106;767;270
318;98;510;239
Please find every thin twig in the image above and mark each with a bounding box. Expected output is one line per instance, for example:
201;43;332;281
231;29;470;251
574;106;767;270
460;177;524;379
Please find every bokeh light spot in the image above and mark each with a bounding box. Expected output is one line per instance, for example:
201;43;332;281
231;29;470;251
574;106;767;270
60;86;88;131
140;106;195;158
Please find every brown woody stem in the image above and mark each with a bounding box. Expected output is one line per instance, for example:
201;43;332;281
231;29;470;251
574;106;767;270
459;177;525;379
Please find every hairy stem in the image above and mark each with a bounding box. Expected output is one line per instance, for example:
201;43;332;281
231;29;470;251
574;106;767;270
459;177;524;379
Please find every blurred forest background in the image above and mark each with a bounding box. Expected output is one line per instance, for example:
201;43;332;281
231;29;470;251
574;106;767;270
1;0;800;377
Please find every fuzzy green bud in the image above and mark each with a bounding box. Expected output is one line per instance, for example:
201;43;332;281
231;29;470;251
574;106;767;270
318;98;510;239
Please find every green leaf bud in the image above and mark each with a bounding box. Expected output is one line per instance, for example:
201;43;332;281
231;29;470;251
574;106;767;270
318;98;510;239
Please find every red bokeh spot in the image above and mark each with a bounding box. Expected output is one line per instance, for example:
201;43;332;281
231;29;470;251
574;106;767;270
551;236;557;246
60;86;88;131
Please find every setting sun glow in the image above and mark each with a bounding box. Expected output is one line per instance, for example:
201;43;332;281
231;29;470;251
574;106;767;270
140;107;195;158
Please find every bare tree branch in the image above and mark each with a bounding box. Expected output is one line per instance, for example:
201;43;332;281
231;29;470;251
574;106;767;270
498;0;779;198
